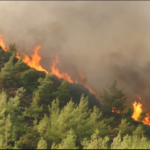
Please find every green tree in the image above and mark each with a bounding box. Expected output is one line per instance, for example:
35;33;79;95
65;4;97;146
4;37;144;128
0;88;26;148
132;125;145;138
37;137;47;149
55;80;70;107
122;107;133;119
111;132;122;149
34;74;55;105
118;119;135;137
100;80;126;114
37;95;109;147
7;87;27;142
0;54;15;80
20;69;42;92
51;129;77;149
37;114;49;136
8;44;17;53
81;130;109;149
15;54;28;72
111;132;150;149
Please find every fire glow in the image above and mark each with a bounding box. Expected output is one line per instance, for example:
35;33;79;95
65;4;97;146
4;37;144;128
132;96;150;126
112;107;121;113
0;34;96;95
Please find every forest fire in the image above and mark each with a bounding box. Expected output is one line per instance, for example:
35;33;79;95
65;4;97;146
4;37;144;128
78;72;96;95
2;33;150;126
16;45;48;74
132;101;142;121
51;53;73;83
0;33;96;95
132;96;150;125
0;34;7;52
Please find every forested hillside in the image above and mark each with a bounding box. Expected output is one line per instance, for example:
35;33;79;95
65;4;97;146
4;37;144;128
1;44;150;149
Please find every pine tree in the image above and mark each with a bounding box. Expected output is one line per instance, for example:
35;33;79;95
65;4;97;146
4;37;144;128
0;113;13;149
100;80;126;114
37;137;47;149
111;132;122;149
0;54;15;80
37;94;109;147
33;74;54;105
15;54;28;72
0;88;26;148
55;80;70;107
51;129;77;149
118;119;135;137
81;130;109;149
111;132;150;149
8;44;17;53
132;125;145;138
37;114;49;136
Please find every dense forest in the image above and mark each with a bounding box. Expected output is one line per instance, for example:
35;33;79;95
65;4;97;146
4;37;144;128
0;44;150;149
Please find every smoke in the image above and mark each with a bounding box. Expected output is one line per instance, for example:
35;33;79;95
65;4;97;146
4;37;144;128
1;1;150;108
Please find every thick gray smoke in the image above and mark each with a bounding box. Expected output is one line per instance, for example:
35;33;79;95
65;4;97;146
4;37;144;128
1;1;150;109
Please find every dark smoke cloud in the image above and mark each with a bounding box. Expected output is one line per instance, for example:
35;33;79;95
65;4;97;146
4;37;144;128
1;1;150;109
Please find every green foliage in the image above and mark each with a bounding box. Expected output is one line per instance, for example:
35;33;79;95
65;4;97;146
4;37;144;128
51;129;78;149
34;74;54;105
37;137;47;149
0;54;15;80
1;45;150;149
81;130;109;149
16;127;40;149
100;80;126;114
55;80;70;107
15;54;28;72
0;48;12;63
8;44;17;53
111;131;150;149
132;125;145;138
0;88;26;148
37;95;110;148
122;107;133;119
20;69;42;92
118;119;135;137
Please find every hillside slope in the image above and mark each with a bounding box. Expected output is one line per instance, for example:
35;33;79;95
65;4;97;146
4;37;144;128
1;45;150;149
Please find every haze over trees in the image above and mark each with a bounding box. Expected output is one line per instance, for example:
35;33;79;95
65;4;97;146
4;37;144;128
0;45;150;149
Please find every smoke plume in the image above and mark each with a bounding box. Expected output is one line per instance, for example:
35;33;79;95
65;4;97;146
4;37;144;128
1;1;150;109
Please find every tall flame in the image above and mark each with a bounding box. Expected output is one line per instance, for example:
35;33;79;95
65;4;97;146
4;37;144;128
0;34;7;52
132;95;150;125
16;45;48;74
132;101;142;121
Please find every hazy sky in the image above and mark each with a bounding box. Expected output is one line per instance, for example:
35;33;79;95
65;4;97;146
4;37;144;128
1;1;150;107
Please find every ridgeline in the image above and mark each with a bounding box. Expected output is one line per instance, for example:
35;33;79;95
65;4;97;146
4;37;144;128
0;45;150;149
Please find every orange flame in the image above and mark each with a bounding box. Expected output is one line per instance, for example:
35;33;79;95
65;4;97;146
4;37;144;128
132;95;150;125
0;34;7;51
0;33;96;95
78;72;96;95
142;113;150;125
132;101;142;121
51;53;73;83
112;107;121;113
16;45;48;74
